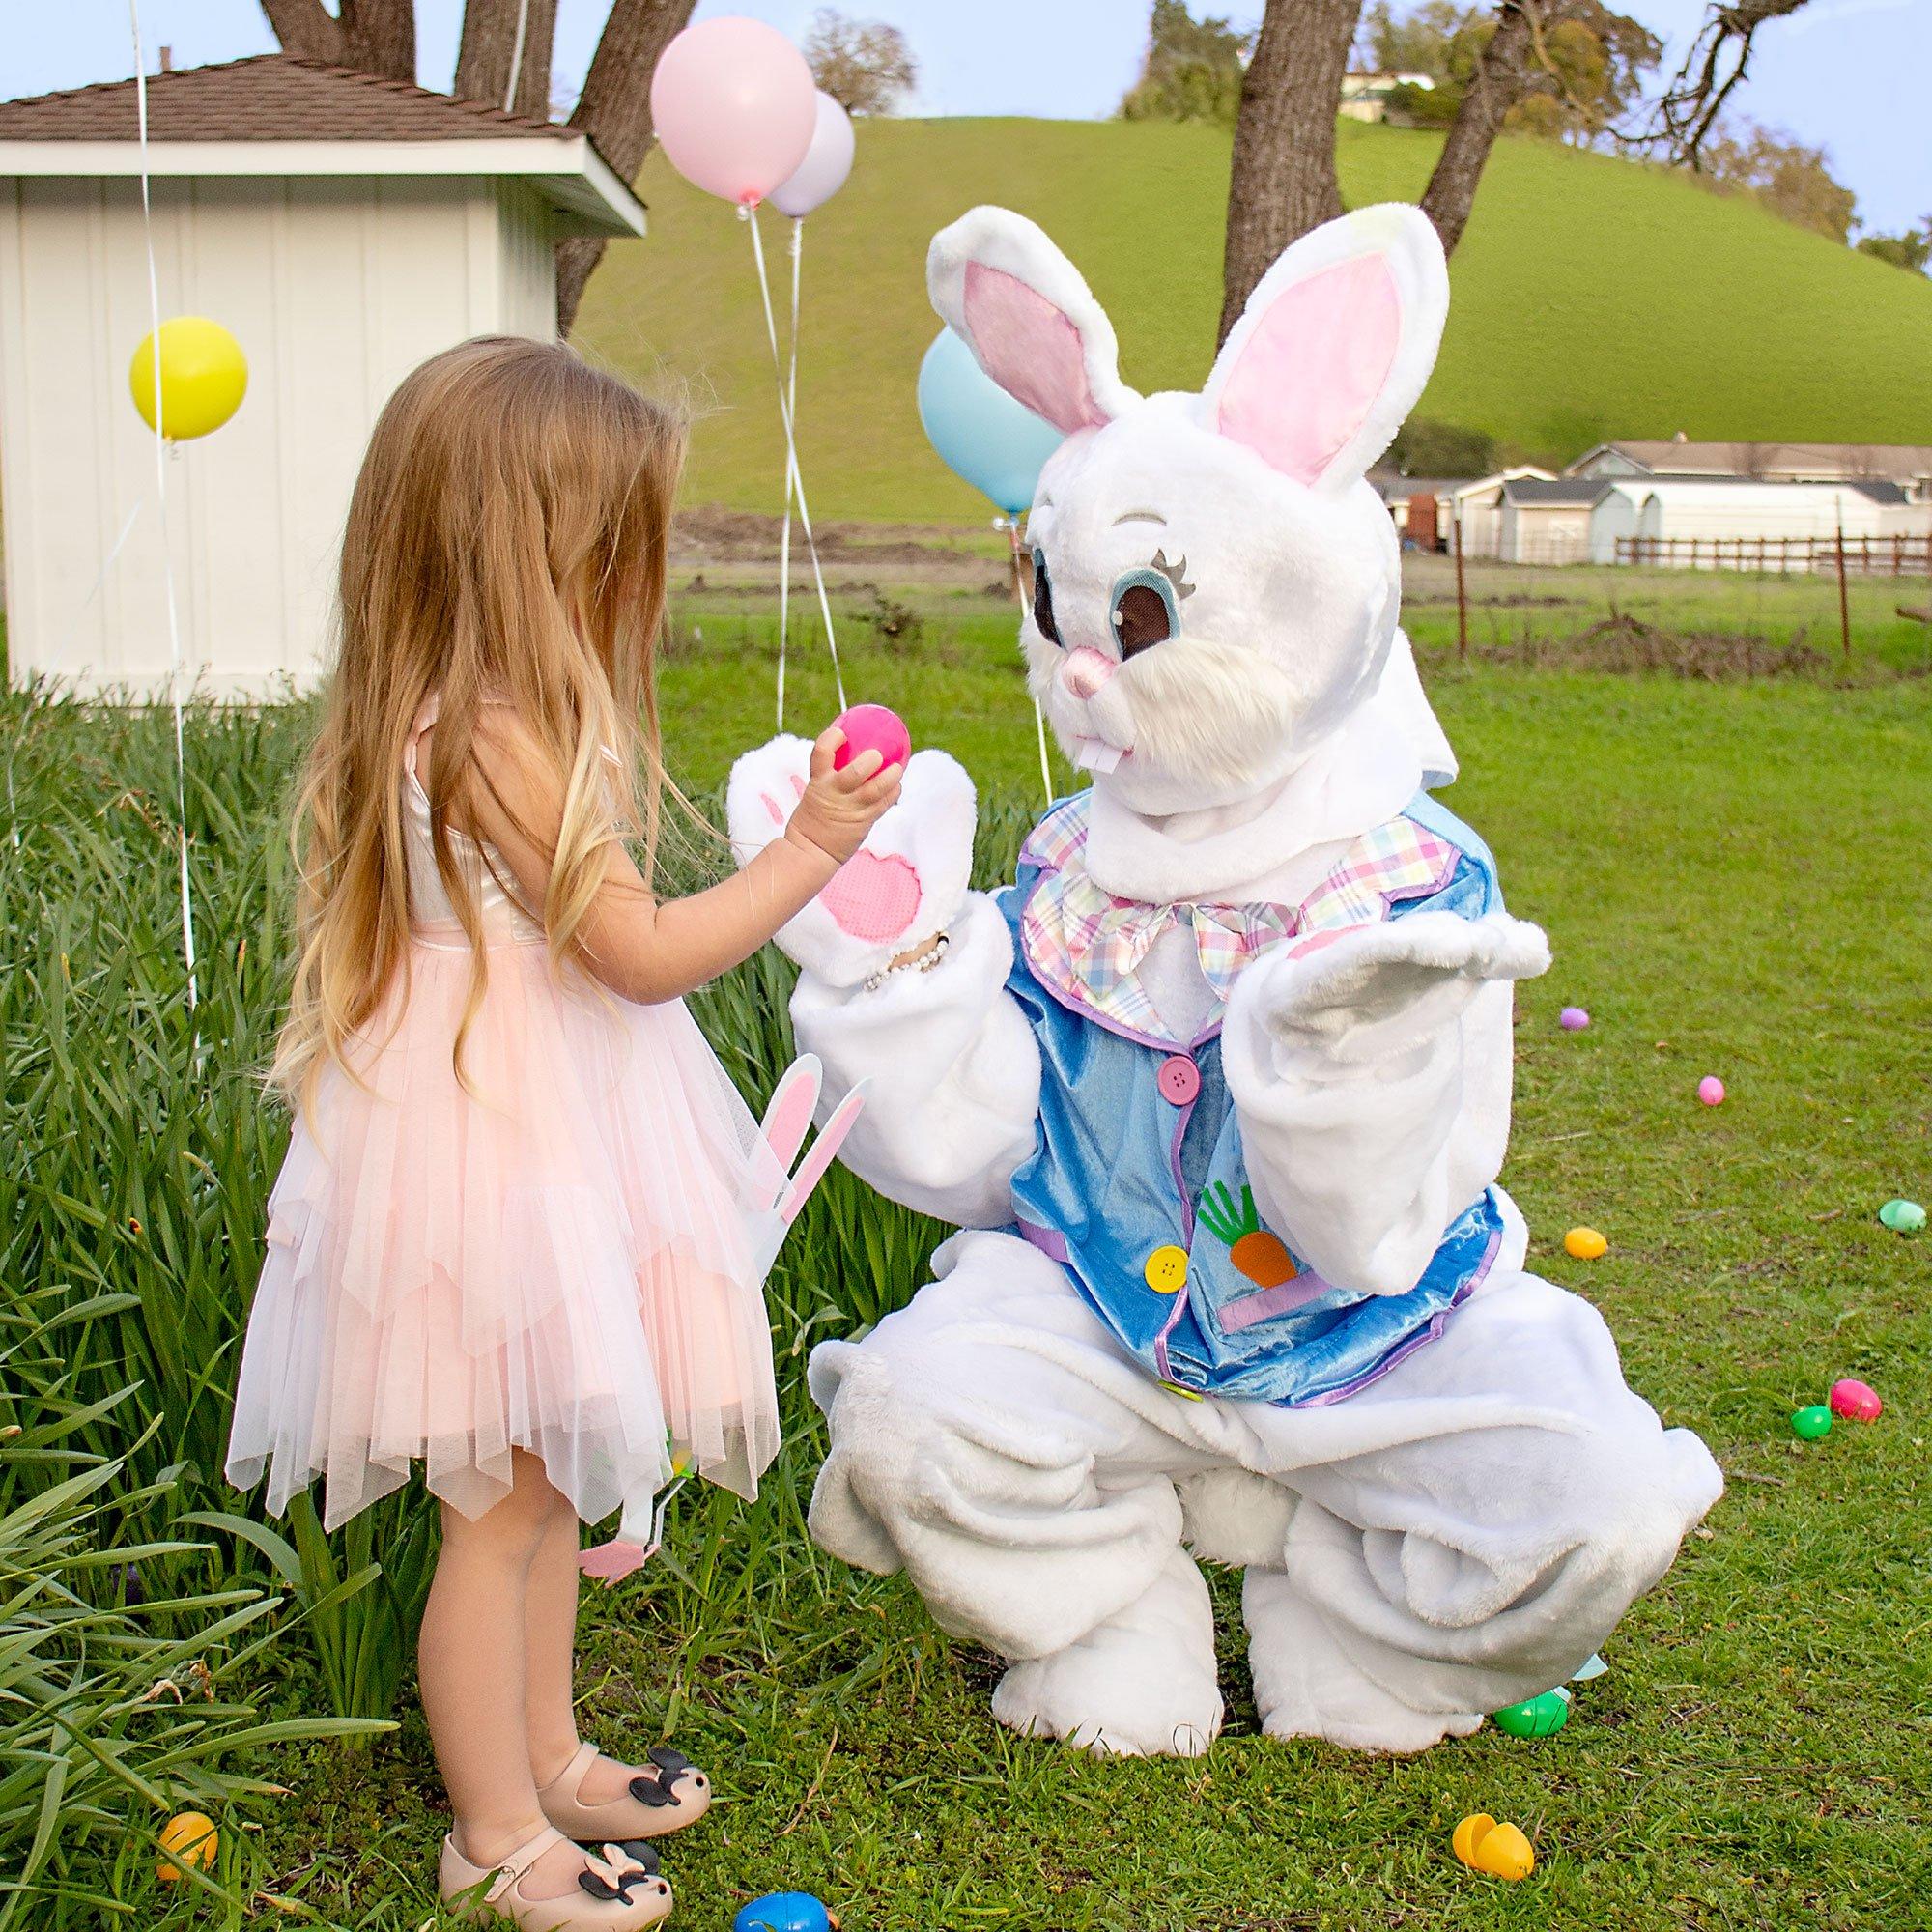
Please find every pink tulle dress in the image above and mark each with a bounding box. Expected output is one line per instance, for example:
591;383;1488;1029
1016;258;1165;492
226;699;783;1541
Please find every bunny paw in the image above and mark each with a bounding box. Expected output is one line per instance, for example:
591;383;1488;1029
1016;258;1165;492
727;737;977;988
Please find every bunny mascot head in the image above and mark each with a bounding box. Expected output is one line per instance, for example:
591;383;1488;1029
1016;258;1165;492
930;202;1456;822
729;206;1720;1761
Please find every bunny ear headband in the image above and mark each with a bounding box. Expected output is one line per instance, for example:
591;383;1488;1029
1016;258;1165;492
928;201;1450;497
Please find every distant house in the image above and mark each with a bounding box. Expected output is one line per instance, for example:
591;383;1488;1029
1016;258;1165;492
1339;72;1435;124
0;55;646;697
1374;467;1554;555
1567;439;1932;506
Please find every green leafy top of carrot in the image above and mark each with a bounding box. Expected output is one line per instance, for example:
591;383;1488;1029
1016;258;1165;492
1197;1180;1261;1246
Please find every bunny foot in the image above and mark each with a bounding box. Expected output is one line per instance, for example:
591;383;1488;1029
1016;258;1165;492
989;1548;1224;1758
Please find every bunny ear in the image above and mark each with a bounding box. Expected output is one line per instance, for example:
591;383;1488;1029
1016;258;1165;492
928;206;1139;436
1202;203;1448;494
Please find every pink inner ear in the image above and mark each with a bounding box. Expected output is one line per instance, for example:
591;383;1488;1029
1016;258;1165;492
962;262;1109;435
1216;253;1401;486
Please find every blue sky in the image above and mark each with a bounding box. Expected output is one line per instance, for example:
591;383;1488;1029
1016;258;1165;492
10;1;1928;234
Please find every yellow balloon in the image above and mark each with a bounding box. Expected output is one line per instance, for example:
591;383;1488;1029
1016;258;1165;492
156;1809;219;1881
128;317;247;441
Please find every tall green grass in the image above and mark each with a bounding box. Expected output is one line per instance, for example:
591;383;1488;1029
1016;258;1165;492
0;689;398;1919
0;679;1026;1918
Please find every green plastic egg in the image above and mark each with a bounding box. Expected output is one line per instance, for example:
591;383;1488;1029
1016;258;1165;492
1492;1690;1570;1738
1790;1405;1833;1440
1878;1198;1925;1234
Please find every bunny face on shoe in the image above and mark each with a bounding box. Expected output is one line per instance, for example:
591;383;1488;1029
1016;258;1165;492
930;202;1448;819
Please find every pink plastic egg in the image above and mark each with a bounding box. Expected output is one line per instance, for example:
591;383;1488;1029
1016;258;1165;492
1697;1075;1725;1106
831;703;911;775
1559;1007;1589;1032
1829;1378;1882;1422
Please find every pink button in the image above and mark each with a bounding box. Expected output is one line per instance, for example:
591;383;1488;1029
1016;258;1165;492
1157;1056;1201;1106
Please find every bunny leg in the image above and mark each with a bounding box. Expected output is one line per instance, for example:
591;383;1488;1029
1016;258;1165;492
1238;1267;1723;1752
806;1231;1241;1755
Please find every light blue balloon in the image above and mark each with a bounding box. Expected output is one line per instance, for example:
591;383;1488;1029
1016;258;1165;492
916;326;1066;517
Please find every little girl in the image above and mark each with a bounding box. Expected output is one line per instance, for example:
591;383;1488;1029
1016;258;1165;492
225;337;900;1929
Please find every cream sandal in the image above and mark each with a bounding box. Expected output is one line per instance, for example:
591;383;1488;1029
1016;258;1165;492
440;1823;672;1929
538;1742;711;1843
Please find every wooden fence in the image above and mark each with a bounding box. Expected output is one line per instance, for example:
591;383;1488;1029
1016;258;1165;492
1614;534;1932;574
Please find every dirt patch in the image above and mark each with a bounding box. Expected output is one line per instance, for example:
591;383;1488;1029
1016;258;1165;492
674;503;984;571
1444;611;1913;680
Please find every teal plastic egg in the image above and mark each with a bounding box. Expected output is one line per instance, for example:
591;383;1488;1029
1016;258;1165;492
1878;1198;1924;1234
1492;1689;1570;1738
1790;1405;1833;1440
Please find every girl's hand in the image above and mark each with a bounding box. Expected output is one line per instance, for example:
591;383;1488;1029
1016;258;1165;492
782;724;903;867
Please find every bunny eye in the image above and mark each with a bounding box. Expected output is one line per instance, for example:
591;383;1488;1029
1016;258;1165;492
1031;549;1061;645
1108;566;1180;659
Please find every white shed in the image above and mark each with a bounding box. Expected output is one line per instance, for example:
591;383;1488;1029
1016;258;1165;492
1588;476;1910;569
1496;477;1610;565
0;55;646;697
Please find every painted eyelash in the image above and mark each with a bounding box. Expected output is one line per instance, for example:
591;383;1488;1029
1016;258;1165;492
1151;549;1195;600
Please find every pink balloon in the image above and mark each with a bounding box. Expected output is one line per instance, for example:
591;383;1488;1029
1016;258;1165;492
649;16;816;207
770;91;856;218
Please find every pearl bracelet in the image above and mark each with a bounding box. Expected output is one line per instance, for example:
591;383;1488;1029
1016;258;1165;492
864;932;949;994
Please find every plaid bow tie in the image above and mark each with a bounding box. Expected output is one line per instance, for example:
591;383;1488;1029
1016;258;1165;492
1023;874;1290;1042
1016;795;1462;1046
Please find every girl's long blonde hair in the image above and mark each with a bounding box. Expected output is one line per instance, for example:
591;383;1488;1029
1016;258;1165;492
273;336;686;1104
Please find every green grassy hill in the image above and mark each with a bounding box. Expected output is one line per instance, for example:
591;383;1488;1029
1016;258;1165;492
575;116;1932;523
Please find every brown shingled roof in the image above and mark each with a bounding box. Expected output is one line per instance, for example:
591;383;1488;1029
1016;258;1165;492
0;53;569;145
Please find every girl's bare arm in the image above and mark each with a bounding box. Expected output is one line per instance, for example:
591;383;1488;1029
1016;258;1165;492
459;716;901;1006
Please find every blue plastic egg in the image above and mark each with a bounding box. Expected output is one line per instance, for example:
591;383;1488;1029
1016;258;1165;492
735;1894;832;1932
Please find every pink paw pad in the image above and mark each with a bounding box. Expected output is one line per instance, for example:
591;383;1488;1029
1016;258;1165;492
819;849;922;941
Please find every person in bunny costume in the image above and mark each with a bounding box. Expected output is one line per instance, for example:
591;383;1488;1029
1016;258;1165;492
727;204;1722;1756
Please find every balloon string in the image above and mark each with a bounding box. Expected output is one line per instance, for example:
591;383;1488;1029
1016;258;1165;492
744;206;845;713
129;0;199;1016
774;221;798;732
1009;522;1055;810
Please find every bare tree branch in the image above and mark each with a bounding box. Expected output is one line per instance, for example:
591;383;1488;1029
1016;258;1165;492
1218;0;1361;346
555;0;698;334
454;0;560;119
1627;0;1811;167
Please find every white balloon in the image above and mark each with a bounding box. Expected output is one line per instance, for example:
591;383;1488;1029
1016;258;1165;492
768;92;856;218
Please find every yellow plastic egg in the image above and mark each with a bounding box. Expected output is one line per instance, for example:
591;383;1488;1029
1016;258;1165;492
1453;1812;1535;1881
128;317;248;440
156;1809;218;1881
1564;1226;1607;1260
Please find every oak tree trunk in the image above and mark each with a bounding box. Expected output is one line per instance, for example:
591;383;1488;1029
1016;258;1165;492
453;0;560;122
554;0;698;336
260;0;415;81
1218;0;1362;347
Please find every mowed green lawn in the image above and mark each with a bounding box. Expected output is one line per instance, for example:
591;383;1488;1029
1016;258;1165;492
215;639;1928;1928
575;115;1932;522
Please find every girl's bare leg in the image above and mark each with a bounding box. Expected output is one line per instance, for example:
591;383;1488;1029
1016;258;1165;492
419;1449;602;1899
525;1504;663;1806
525;1497;591;1787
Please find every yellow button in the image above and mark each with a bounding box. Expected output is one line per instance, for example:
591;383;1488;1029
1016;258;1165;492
1143;1244;1189;1293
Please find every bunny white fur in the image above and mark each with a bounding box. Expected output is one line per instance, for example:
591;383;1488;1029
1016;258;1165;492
730;206;1720;1756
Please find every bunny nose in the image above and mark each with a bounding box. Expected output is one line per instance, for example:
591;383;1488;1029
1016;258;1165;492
1061;647;1118;699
